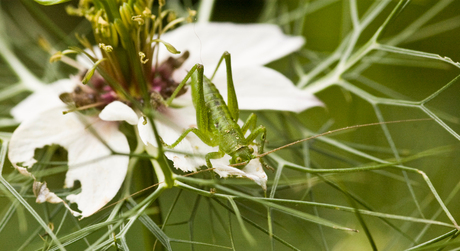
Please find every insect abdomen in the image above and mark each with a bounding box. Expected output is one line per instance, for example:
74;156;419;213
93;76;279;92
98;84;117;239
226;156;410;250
203;79;246;154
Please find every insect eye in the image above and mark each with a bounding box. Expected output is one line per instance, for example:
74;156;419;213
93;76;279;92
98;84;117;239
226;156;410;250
249;147;254;154
236;157;243;163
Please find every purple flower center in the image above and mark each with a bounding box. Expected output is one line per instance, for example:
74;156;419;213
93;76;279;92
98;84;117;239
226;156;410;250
61;51;190;112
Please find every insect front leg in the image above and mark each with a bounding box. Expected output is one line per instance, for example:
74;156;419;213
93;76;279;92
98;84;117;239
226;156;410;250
162;128;224;170
190;64;211;135
205;151;225;169
245;125;273;171
162;126;224;169
164;64;213;146
240;113;271;169
165;63;201;106
163;64;223;169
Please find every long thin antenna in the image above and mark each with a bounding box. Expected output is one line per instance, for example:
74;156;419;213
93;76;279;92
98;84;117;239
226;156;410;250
256;118;432;158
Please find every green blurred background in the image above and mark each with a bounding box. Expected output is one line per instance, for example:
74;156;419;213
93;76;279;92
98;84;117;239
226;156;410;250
2;0;460;250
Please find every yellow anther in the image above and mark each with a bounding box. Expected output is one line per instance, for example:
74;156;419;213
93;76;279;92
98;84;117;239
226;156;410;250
97;16;109;27
139;52;149;64
143;7;151;17
37;36;51;52
188;8;197;17
132;15;144;25
99;43;113;52
187;9;197;23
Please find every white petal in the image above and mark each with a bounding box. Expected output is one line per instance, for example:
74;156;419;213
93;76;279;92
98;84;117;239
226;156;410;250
8;107;130;218
212;158;267;190
137;109;207;172
158;107;213;171
99;101;139;125
137;107;197;147
161;23;304;70
137;116;156;147
210;66;323;113
159;106;198;129
11;78;77;122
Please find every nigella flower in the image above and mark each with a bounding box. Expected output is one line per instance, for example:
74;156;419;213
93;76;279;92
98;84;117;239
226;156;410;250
8;2;322;218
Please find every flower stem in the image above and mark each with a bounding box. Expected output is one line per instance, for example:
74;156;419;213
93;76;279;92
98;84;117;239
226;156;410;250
197;0;216;23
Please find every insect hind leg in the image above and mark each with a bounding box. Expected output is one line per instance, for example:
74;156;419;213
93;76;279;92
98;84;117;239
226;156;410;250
241;113;258;135
210;51;239;121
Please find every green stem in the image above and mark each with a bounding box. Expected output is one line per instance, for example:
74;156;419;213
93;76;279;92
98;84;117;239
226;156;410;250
0;33;43;92
143;112;174;188
197;0;216;23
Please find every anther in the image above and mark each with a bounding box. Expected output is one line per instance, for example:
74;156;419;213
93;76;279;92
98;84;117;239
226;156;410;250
99;43;113;52
132;15;144;25
139;52;149;64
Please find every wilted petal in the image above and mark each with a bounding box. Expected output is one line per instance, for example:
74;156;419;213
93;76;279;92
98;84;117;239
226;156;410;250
33;181;66;204
9;107;129;218
33;181;81;217
99;101;139;125
160;23;305;73
211;66;323;113
11;79;77;122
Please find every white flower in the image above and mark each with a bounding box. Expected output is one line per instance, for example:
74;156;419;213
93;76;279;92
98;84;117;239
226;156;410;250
8;22;322;217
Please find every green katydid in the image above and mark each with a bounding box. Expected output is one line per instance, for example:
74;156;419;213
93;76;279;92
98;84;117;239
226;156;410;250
163;51;431;171
165;51;269;170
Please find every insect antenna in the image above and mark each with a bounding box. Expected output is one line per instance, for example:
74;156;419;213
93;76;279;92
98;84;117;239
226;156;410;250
255;118;432;159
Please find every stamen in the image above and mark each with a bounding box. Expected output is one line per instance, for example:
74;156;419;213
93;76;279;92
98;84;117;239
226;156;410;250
49;52;62;63
132;15;144;25
187;8;197;23
62;102;107;115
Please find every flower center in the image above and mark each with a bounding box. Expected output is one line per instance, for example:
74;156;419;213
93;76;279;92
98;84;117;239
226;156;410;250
57;0;195;114
60;51;190;113
150;51;189;108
